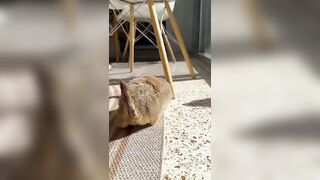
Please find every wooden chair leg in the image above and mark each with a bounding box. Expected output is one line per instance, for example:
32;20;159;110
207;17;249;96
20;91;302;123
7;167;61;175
161;25;177;63
121;22;129;62
129;4;135;72
164;0;196;79
242;0;269;48
61;0;77;31
123;20;137;63
147;0;175;97
112;12;120;63
122;38;129;62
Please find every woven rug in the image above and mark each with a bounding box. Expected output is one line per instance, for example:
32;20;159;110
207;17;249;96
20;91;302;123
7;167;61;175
109;85;163;180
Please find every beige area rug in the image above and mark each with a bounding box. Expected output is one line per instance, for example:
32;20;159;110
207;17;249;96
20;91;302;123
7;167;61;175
108;85;163;180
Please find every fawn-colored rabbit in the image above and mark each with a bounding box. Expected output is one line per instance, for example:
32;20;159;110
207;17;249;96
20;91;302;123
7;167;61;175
115;76;173;128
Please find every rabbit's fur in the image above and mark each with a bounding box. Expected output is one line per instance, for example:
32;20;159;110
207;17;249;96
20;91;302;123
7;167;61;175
115;76;173;128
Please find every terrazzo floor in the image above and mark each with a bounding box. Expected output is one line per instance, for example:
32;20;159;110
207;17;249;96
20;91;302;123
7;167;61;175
161;79;212;179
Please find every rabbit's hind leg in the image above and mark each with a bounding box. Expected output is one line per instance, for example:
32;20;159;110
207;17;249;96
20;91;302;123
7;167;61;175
116;119;130;128
150;114;162;126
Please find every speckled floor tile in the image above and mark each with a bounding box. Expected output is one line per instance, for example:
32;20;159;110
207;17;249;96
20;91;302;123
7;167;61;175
161;79;212;179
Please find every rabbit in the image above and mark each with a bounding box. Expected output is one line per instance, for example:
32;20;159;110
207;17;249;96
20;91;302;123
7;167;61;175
115;75;173;128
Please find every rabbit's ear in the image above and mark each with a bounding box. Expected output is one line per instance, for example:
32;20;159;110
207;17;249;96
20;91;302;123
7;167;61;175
120;80;138;117
127;98;138;118
120;80;126;93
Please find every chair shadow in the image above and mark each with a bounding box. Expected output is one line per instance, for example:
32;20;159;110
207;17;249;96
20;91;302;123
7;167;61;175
110;124;152;142
109;71;131;76
109;74;205;85
183;98;211;108
237;113;320;143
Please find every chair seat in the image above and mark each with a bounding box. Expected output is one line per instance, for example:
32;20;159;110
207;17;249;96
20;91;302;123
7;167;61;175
109;0;127;10
112;0;176;4
116;1;175;22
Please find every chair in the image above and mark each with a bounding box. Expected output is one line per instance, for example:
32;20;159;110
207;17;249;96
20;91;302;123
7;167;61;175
118;1;177;64
109;0;196;96
109;1;127;63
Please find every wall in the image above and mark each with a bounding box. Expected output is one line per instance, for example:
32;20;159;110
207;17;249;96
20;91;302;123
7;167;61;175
166;0;196;52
